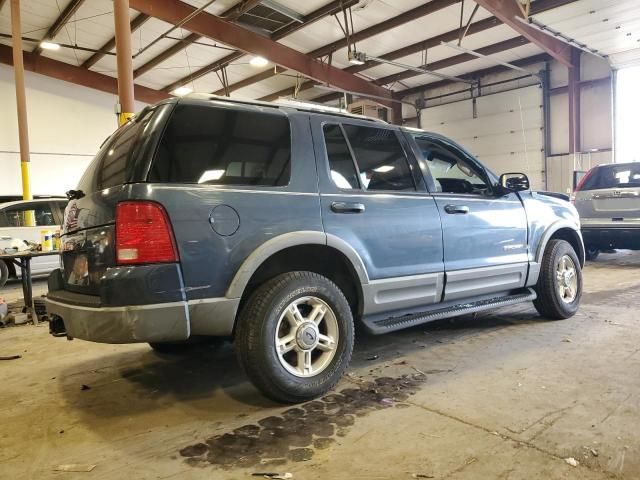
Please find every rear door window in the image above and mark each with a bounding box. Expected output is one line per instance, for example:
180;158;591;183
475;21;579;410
342;125;416;192
149;104;291;186
323;124;360;189
581;164;640;190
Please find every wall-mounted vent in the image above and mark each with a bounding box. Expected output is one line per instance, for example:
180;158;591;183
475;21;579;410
347;100;389;121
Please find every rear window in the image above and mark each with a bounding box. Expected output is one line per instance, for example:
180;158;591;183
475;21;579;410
149;104;291;186
581;163;640;190
77;107;157;192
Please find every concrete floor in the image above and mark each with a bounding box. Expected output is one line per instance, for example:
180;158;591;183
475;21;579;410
1;251;639;479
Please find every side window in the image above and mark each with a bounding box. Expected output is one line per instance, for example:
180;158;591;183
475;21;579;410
323;124;360;189
343;125;416;192
149;105;291;187
413;136;489;195
2;202;56;227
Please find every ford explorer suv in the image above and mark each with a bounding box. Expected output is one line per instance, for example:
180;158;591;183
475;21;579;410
573;162;640;260
46;96;584;403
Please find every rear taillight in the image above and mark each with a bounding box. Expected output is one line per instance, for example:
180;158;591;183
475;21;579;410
571;169;595;204
115;201;178;265
574;169;594;193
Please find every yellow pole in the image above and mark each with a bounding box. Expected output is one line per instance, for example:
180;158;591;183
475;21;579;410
11;0;34;227
113;0;135;126
10;0;33;213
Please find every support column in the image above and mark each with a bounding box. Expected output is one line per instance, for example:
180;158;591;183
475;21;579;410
391;95;403;126
113;0;135;126
10;0;32;204
568;48;581;156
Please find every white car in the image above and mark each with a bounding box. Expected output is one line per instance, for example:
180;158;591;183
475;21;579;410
0;198;68;288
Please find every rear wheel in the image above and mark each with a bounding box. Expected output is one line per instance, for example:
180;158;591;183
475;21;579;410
235;271;354;403
0;261;8;289
533;239;583;319
585;246;600;261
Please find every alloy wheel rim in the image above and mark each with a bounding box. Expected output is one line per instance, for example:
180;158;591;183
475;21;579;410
275;296;339;378
556;254;578;303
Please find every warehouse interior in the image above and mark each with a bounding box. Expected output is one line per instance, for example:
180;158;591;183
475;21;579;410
1;0;640;478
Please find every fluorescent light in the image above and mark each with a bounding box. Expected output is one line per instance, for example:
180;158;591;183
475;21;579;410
373;165;394;173
40;41;60;51
250;56;269;67
198;169;225;183
172;86;193;97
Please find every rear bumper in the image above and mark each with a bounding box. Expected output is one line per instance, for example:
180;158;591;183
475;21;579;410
582;227;640;250
45;267;240;343
46;296;190;343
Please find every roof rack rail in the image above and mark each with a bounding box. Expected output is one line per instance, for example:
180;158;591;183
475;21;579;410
183;93;388;124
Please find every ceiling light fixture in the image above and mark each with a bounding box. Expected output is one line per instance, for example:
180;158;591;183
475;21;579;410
348;51;366;65
171;86;193;97
250;56;269;67
40;41;60;51
348;50;474;84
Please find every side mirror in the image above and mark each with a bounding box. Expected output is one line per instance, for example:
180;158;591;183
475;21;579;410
499;173;530;193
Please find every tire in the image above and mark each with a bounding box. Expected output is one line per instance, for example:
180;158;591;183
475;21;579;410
0;261;8;289
533;239;583;320
149;337;225;354
585;246;600;261
235;271;354;403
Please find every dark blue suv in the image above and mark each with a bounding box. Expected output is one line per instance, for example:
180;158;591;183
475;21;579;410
47;96;584;403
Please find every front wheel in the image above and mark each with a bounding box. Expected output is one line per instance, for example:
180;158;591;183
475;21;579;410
533;239;583;319
235;271;354;403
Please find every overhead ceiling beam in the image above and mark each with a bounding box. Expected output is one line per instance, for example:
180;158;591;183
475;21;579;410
32;0;86;55
472;0;572;66
314;52;551;105
260;0;576;102
311;37;534;104
212;0;459;96
83;13;149;69
163;0;358;92
130;0;391;104
374;36;528;85
398;53;550;98
260;16;501;102
0;43;168;104
133;0;262;79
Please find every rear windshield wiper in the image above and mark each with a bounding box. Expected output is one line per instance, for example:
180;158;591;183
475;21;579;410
66;189;85;200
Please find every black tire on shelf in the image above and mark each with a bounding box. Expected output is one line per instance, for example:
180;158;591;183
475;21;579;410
0;261;8;289
235;271;354;404
533;239;583;320
585;246;600;261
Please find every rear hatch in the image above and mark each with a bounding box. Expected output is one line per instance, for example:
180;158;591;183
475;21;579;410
60;103;174;295
574;163;640;226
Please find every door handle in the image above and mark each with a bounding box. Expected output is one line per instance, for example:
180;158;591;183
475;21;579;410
444;204;469;214
331;201;365;214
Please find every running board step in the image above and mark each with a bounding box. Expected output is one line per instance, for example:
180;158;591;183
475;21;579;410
363;288;537;335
